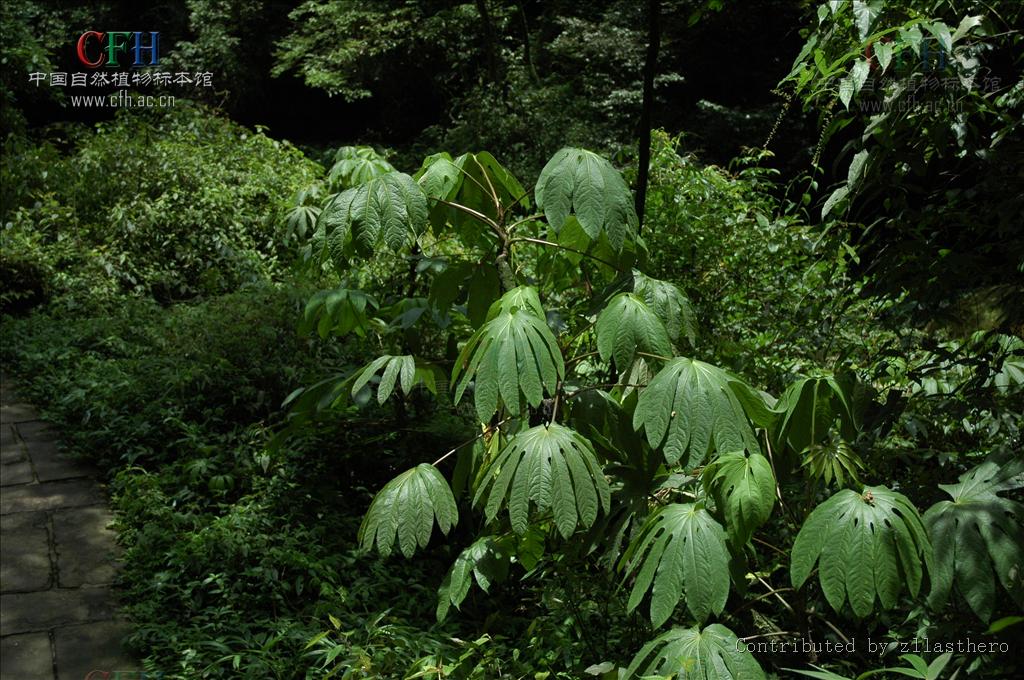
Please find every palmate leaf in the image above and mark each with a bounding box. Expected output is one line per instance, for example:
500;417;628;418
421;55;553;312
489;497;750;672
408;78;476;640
633;358;759;469
299;287;379;338
791;486;933;618
314;171;427;259
474;424;610;539
416;151;528;211
772;375;860;456
620;503;731;627
348;354;446;405
632;271;698;347
801;440;865;489
416;151;528;242
359;464;458;558
283;204;321;242
924;454;1024;622
625;623;765;679
436;536;510;621
535;147;638;252
327;145;395;190
703;451;776;546
452;287;564;423
596;293;673;371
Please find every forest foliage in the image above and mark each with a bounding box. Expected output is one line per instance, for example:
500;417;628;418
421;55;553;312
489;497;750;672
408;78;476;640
1;0;1022;678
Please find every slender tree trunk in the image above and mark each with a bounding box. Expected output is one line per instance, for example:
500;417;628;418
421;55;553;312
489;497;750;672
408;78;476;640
517;1;540;84
635;0;661;233
475;0;500;83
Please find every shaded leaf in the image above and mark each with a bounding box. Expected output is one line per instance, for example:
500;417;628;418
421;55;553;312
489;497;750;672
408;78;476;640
703;451;777;546
632;271;698;346
359;464;458;558
436;536;510;621
474;424;610;539
620;503;731;626
300;287;379;339
624;623;765;679
925;454;1024;622
596;293;673;371
791;486;932;617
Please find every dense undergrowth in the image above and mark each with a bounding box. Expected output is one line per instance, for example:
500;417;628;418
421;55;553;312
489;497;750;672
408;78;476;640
3;104;1020;677
2;2;1023;676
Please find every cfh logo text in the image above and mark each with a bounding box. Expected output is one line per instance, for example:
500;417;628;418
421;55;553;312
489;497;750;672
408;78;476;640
76;32;160;68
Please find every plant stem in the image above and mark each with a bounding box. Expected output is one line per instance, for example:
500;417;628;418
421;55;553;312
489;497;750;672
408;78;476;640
431;418;510;467
508;236;622;271
756;575;795;615
435;198;504;238
636;351;674;362
506;213;544;232
739;631;798;642
565;383;647;400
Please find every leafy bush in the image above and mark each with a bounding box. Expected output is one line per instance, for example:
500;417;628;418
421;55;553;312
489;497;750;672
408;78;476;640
278;138;1023;679
1;102;321;308
781;0;1024;318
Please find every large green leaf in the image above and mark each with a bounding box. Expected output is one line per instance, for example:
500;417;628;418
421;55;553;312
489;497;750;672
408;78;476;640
327;145;395;190
359;464;458;558
633;358;759;468
620;502;731;626
416;152;463;203
632;271;698;347
703;450;776;546
535;147;637;252
348;354;446;405
283;204;320;242
925;455;1024;622
791;486;932;618
474;424;610;539
299;287;379;338
415;151;528;238
772;375;860;457
624;623;765;679
452;286;564;422
436;536;510;621
314;171;427;258
596;293;673;371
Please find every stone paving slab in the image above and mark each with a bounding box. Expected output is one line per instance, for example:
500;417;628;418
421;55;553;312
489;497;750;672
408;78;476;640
54;506;120;588
56;621;135;680
1;374;139;676
1;459;34;486
0;511;52;593
0;586;120;636
1;424;25;465
0;479;103;514
0;631;54;679
0;402;39;425
16;420;60;446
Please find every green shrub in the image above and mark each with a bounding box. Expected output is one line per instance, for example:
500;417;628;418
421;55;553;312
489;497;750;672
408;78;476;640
1;102;322;308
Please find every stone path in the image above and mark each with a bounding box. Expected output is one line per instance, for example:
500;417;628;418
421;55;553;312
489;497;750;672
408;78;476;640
1;375;139;680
